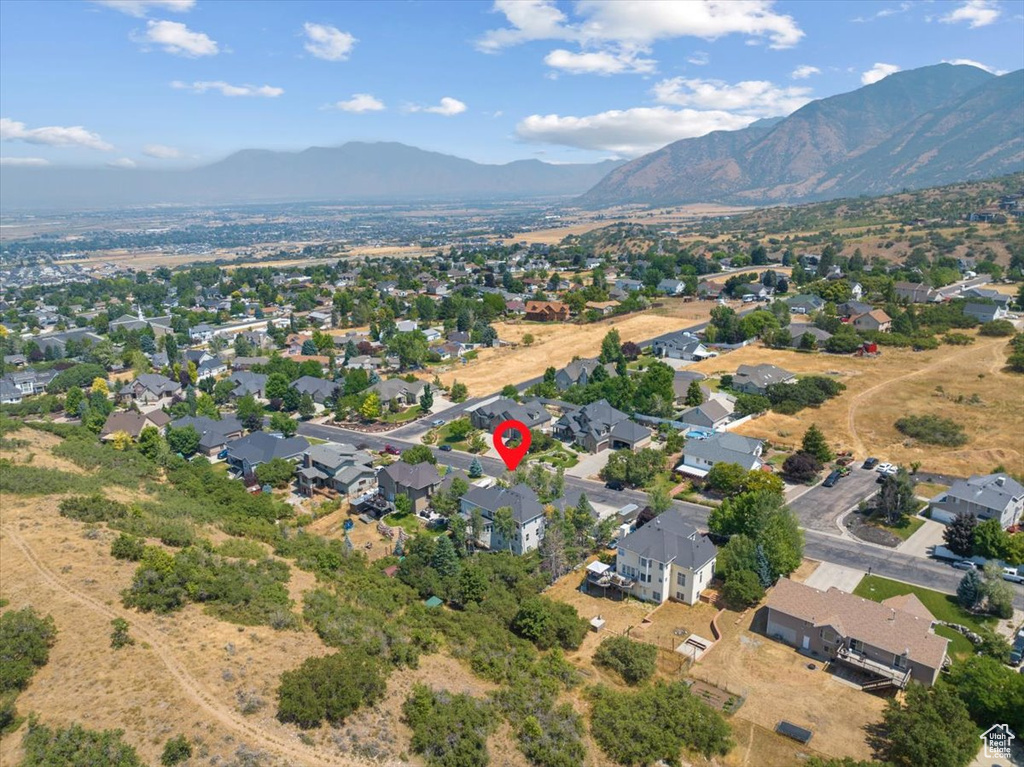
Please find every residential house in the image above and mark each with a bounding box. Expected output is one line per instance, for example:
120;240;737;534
612;509;718;605
786;294;826;315
118;374;181;408
671;370;706;405
33;329;103;358
676;432;763;478
291;376;339;404
505;299;527;315
928;473;1024;529
189;323;217;343
585;300;620;316
2;368;57;398
836;300;873;318
894;282;939;304
395;320;419;333
524;301;570;322
765;578;949;688
651;331;712;361
961;287;1011;309
230;371;268;399
170;415;245;456
378;460;442;514
554;358;618;391
225;432;309;477
554;399;652;453
368;378;426;407
0;379;22;404
232;356;270;371
852;310;892;333
789;326;833;349
470;397;552;435
656;278;687;296
738;283;772;301
733;364;795;395
99;409;171;441
109;312;173;336
678;399;733;431
1;354;27;368
297;442;377;499
963;302;1007;323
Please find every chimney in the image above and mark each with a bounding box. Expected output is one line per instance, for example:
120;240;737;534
996;476;1006;487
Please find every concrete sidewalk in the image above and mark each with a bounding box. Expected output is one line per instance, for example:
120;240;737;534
899;517;947;558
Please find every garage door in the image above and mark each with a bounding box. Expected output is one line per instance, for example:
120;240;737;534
767;613;797;645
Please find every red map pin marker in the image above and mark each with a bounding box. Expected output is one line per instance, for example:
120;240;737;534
492;419;531;471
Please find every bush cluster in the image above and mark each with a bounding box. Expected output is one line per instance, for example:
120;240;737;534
894;414;968;446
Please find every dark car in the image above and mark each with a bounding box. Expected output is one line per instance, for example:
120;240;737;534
862;457;879;469
1010;631;1024;666
384;444;401;456
605;479;625;491
823;470;842;487
438;444;453;452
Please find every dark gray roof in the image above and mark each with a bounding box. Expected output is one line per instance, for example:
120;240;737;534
380;460;441;490
734;363;794;390
172;415;244;451
291;375;339;400
618;509;717;569
120;373;180;396
226;432;309;465
940;473;1024;512
609;419;652;443
556;399;633;441
305;442;373;471
230;371;267;396
683;432;762;470
462;483;545;524
474;397;551;429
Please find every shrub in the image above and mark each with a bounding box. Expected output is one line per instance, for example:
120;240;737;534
942;333;974;346
511;597;588;651
59;494;130;523
403;684;496;767
111;533;146;561
20;719;144;767
894;414;967;446
593;636;657;685
782;451;822;483
254;457;295;489
978;319;1015;337
110;618;134;649
0;607;57;693
215;538;267;560
722;569;765;609
161;734;193;766
277;649;387;728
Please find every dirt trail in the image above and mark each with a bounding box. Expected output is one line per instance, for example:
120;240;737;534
0;524;363;767
845;337;1006;457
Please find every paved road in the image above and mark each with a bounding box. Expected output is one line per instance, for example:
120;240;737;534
298;420;1024;611
789;466;879;533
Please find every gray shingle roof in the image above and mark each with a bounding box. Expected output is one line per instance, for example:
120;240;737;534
462;483;545;524
380;460;441;490
617;509;717;569
226;432;309;465
939;473;1024;513
683;432;762;470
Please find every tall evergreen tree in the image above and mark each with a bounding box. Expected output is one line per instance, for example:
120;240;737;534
431;535;460;578
754;543;773;588
956;568;982;609
943;512;977;557
684;380;704;407
801;424;833;463
468;457;483;478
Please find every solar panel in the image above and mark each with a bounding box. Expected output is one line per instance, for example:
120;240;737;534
776;721;813;744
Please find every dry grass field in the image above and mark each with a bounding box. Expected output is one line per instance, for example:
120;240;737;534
689;333;1024;476
434;299;725;395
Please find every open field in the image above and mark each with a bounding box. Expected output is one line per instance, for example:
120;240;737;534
688;333;1024;476
435;299;726;396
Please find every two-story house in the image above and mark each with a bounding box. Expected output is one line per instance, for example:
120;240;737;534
554;358;618;391
378;460;442;514
765;579;949;689
732;364;795;395
297;442;377;499
524;301;570;322
554;399;652;453
460;483;547;555
929;473;1024;529
651;331;712;361
225;432;309;478
851;309;892;333
118;373;181;409
613;509;718;605
470;397;552;436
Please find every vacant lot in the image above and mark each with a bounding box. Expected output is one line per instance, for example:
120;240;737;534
691;606;887;762
689;334;1023;476
435;299;724;395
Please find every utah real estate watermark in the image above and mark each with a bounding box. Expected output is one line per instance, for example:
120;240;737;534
981;724;1016;760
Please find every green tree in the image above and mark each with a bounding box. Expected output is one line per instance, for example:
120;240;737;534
64;386;84;415
705;462;747;495
388;331;429;370
403;684;496;767
722;569;765;608
431;535;461;579
0;607;57;693
599;328;624;364
110;618;134;649
360;392;382;420
419;384;434;411
881;684;978;767
468;457;483;478
448;417;472;441
111;533;145;561
402;445;437;465
277;649;387;728
943;512;977;557
955;568;982;609
877;469;916;525
298;392;316;419
493;506;516;551
972;518;1009;560
137;425;162;460
165;425;200;457
160;734;192;766
647;486;672;517
255;457;295;488
946;655;1024;735
593;636;657;685
265;372;290;401
236;394;265;431
684;380;704;407
449;380;468;403
269;411;297;437
801;424;833;462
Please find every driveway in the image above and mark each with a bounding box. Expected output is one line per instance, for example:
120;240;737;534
899;518;947;558
804;562;865;593
789;466;879;534
565;449;611;481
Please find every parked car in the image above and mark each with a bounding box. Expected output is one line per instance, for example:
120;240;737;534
431;419;446;427
862;457;879;469
874;462;895;474
605;479;625;491
1002;567;1024;585
438;444;452;452
951;560;976;571
1009;630;1024;666
384;444;401;455
823;470;842;488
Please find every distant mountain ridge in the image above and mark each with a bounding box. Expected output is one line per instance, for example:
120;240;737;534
580;64;1024;207
0;142;623;210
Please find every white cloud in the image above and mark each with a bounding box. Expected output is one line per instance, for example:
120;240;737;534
408;97;467;116
516;106;757;157
791;65;820;79
107;157;138;168
687;51;710;66
92;0;194;16
940;0;1001;27
331;93;385;112
143;143;184;158
303;22;356;61
852;2;911;22
139;20;218;57
0;117;113;150
0;157;50;166
479;0;804;52
544;48;655;75
942;58;1008;75
171;80;284;97
652;77;812;117
861;62;901;84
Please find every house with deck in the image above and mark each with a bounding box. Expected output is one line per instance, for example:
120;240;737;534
676;432;763;478
554;358;618;390
378;460;441;514
118;374;181;408
297;442;377;499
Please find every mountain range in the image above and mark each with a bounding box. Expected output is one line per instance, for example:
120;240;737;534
580;64;1024;207
0;143;622;210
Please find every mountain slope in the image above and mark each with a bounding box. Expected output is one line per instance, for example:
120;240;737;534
580;64;1019;207
0;142;622;210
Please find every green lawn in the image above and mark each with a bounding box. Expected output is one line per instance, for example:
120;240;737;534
381;405;423;424
527;445;579;468
383;511;423;535
306;437;328;445
627;355;658;371
853;575;996;657
866;514;926;541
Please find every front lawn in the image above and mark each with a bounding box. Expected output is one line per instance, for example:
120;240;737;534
865;514;925;541
527;444;579;468
380;405;423;424
852;575;996;657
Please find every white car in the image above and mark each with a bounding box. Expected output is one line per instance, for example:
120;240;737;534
1003;567;1024;585
874;463;895;474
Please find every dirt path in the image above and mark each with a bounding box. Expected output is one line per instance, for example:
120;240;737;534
844;337;1006;457
0;524;358;767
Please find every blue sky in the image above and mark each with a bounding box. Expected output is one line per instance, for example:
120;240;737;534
1;0;1022;168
